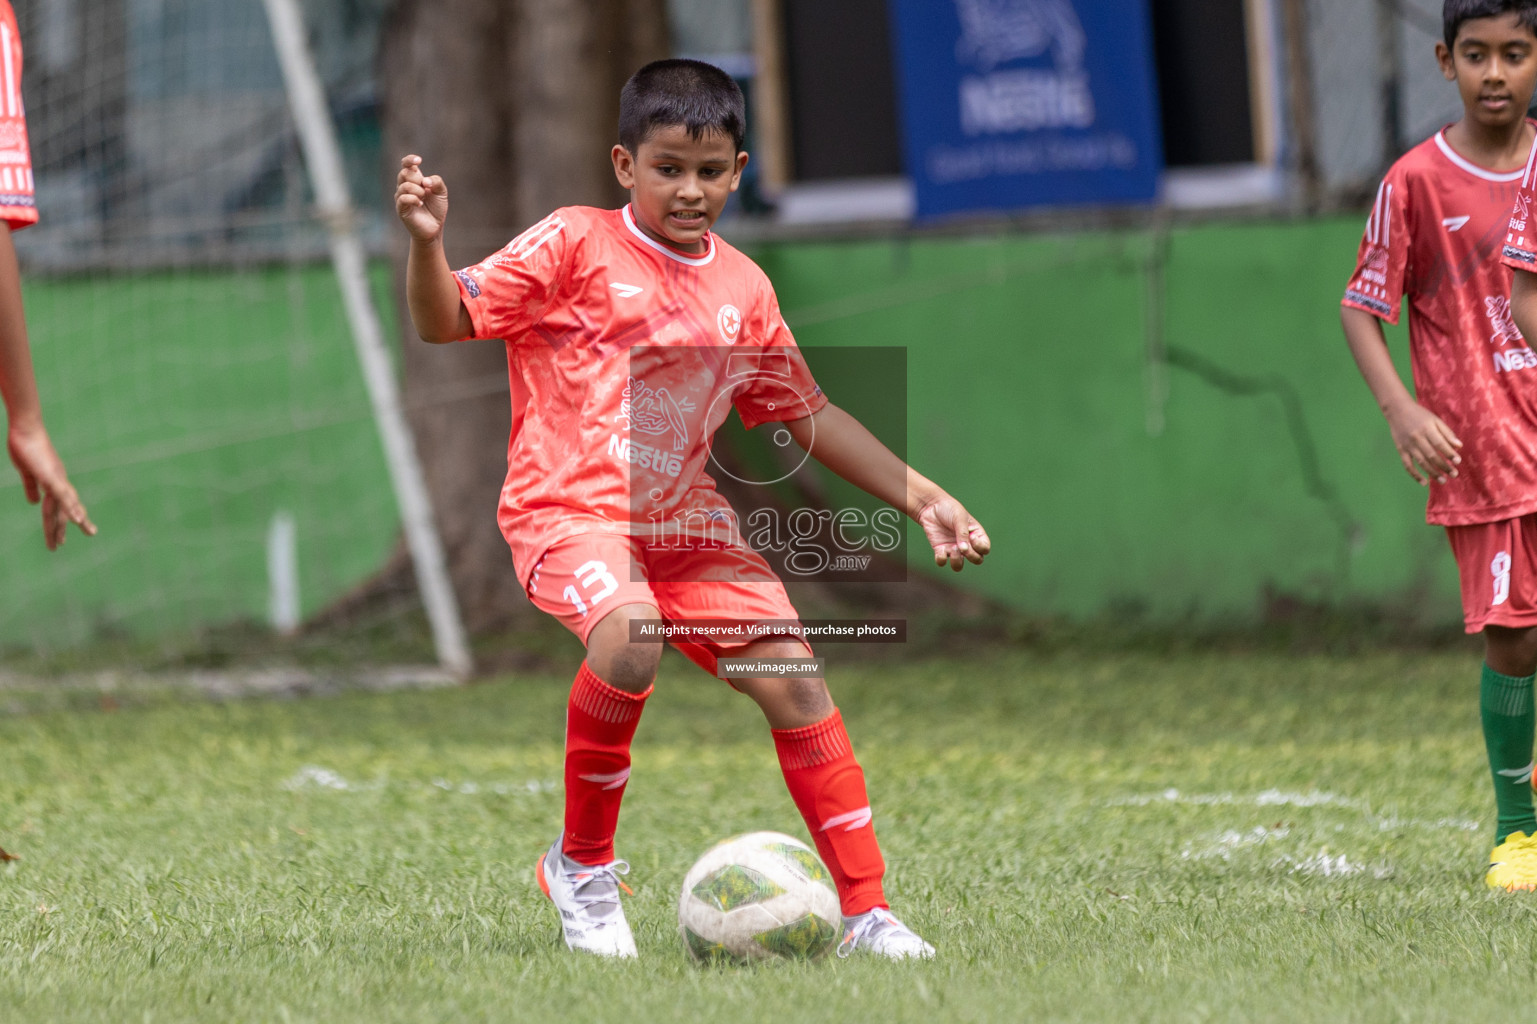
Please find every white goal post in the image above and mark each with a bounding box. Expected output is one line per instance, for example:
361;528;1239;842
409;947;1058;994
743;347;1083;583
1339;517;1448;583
261;0;472;677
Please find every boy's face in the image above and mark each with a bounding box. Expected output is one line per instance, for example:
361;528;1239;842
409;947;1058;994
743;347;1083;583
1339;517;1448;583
611;126;748;254
1437;13;1537;130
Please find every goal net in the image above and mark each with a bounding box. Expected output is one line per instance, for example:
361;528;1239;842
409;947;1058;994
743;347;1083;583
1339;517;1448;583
1;0;404;656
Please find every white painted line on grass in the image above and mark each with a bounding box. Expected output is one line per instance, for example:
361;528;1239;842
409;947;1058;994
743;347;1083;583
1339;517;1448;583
282;765;353;791
1278;850;1391;879
1181;825;1291;860
1110;788;1480;833
280;766;557;796
1181;826;1395;878
1109;788;1362;810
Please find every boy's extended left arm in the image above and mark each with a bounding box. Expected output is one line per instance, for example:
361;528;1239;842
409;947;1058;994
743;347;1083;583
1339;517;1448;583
784;403;990;571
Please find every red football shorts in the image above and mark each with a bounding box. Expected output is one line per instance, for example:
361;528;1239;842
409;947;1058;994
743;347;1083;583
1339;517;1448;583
525;533;810;673
1446;515;1537;633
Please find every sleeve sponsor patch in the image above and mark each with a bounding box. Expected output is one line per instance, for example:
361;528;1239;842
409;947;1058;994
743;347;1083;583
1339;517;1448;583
1344;289;1394;316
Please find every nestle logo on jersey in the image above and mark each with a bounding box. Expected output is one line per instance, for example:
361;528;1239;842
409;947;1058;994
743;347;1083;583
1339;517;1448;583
1495;347;1537;373
608;434;683;478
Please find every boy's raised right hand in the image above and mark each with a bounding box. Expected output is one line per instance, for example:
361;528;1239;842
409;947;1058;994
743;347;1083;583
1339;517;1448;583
395;155;448;243
1385;398;1462;485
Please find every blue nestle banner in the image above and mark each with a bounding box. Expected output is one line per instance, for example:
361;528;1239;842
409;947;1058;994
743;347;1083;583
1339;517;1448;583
889;0;1163;218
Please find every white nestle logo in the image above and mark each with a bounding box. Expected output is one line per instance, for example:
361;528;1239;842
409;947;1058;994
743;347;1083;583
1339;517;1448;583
1493;348;1537;373
608;433;683;478
960;69;1094;135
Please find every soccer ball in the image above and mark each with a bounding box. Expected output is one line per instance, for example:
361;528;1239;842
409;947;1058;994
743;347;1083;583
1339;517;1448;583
677;831;842;963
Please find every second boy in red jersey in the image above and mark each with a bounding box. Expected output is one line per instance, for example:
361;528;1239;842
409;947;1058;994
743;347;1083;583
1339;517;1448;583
397;60;990;959
1343;0;1537;890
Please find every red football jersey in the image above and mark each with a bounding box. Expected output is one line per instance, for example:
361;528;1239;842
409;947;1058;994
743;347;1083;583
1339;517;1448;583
0;0;35;230
1343;127;1537;526
454;205;827;582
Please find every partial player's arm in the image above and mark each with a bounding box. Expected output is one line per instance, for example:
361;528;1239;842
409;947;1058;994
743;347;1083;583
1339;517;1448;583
1339;170;1460;486
782;403;989;571
1340;304;1461;485
396;155;472;344
0;223;94;549
1513;269;1537;359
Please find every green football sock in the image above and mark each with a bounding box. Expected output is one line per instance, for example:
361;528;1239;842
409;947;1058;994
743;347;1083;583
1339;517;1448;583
1481;663;1537;845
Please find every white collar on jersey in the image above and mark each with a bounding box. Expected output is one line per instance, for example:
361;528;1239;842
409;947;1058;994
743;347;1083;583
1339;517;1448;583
621;204;717;267
1434;130;1526;183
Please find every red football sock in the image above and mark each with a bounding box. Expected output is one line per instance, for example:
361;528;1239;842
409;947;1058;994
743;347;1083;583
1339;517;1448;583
562;662;651;865
772;708;887;915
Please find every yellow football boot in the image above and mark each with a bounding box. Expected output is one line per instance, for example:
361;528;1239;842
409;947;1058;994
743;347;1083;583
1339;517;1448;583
1486;831;1537;891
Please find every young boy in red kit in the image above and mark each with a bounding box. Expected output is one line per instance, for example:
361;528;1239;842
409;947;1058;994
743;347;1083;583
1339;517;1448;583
396;60;990;958
1342;0;1537;889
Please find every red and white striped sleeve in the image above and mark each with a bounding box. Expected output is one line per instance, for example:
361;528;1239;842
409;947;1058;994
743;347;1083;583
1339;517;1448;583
0;1;36;231
454;209;573;342
1502;140;1537;273
1342;170;1410;324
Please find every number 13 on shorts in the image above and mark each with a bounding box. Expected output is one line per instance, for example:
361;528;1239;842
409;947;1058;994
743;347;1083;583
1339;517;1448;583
563;560;619;616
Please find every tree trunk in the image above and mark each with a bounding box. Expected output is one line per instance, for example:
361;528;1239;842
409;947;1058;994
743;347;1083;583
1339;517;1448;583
376;0;668;634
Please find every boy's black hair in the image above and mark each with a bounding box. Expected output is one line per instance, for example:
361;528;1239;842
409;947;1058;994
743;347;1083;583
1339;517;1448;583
618;59;746;155
1444;0;1537;49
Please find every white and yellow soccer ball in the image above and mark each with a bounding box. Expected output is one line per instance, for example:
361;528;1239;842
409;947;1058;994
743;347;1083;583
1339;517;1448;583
677;831;842;963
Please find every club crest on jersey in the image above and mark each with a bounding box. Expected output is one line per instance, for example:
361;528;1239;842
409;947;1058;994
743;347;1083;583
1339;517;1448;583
717;304;742;344
1515;193;1532;233
618;375;695;452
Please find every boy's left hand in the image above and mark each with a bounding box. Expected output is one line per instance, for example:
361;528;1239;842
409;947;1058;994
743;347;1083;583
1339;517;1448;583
915;495;990;571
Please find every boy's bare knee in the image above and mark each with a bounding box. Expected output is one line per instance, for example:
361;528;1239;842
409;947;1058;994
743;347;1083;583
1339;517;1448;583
732;638;832;728
1486;625;1537;677
740;675;834;729
783;676;834;718
586;603;663;692
606;643;662;690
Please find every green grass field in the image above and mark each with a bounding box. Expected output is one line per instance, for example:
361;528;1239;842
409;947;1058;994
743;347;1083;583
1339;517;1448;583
5;647;1537;1022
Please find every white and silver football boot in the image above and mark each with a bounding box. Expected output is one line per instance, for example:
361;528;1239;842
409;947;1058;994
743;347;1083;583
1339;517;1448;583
837;906;936;960
536;836;638;958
